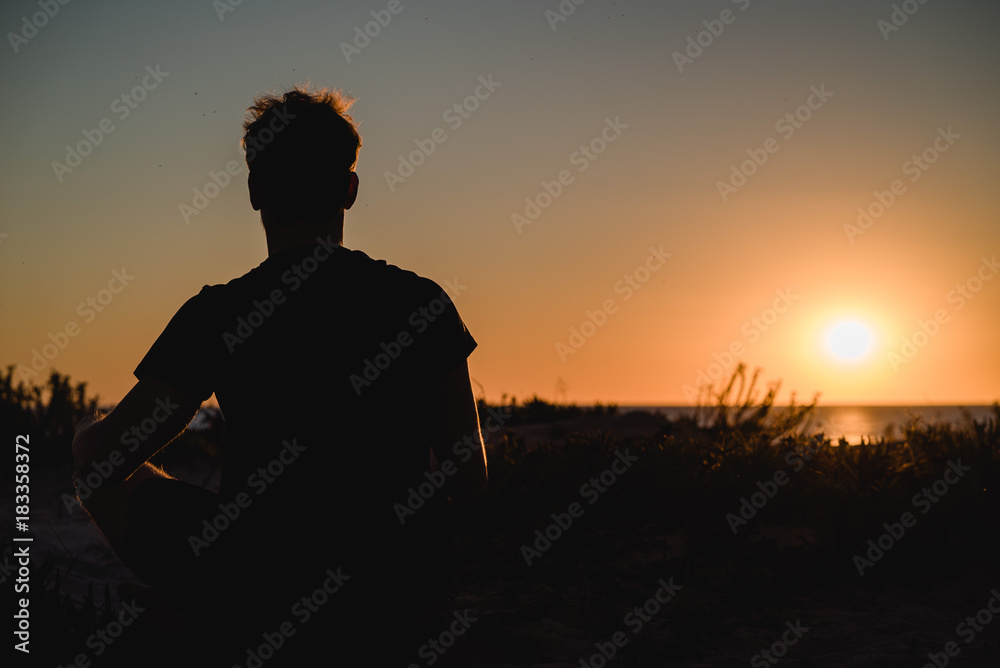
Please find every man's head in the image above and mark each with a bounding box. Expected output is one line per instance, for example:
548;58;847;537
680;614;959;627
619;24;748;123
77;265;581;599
243;86;362;225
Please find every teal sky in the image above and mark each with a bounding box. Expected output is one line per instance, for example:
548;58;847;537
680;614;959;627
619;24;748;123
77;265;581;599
2;0;999;406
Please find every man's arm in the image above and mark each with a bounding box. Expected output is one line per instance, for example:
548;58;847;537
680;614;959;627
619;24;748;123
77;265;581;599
435;360;488;498
72;377;201;487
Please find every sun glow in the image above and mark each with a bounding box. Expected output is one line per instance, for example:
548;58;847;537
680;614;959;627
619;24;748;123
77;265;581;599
824;319;875;363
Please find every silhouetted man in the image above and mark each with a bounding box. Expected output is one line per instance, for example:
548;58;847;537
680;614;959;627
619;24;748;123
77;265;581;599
72;86;488;666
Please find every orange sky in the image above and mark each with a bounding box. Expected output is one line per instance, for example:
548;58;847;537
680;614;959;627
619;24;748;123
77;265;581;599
2;0;998;407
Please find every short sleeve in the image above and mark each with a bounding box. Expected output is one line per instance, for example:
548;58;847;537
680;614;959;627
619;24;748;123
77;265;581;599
412;278;477;373
133;286;224;404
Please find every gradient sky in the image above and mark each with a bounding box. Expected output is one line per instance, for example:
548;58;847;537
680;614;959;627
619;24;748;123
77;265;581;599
2;0;998;407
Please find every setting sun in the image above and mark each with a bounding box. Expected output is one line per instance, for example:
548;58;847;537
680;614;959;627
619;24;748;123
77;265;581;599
824;319;875;363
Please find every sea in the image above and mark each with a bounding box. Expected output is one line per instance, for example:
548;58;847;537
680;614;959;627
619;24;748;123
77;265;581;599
188;403;997;445
619;404;998;445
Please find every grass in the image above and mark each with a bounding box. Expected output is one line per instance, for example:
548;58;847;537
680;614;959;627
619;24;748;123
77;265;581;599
462;366;998;576
3;363;998;665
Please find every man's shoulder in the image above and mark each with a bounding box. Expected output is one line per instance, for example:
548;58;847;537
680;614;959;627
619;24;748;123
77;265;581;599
203;245;443;301
325;246;448;304
167;283;226;311
341;246;439;289
351;251;441;293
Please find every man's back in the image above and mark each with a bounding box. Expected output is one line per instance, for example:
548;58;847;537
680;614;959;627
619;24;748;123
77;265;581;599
138;239;472;481
133;238;477;661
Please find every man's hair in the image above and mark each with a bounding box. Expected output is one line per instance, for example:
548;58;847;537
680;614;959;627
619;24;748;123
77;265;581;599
242;85;362;221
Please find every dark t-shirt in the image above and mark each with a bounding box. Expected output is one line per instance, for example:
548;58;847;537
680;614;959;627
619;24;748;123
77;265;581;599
132;239;476;637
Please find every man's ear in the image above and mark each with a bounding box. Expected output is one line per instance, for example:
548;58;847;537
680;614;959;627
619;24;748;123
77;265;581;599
248;170;262;211
344;172;359;211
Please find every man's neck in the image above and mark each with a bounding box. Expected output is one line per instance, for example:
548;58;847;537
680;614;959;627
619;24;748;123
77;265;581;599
263;216;345;257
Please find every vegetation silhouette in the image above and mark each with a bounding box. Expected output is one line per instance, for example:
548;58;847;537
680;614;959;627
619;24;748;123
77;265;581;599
2;365;99;466
3;364;998;665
